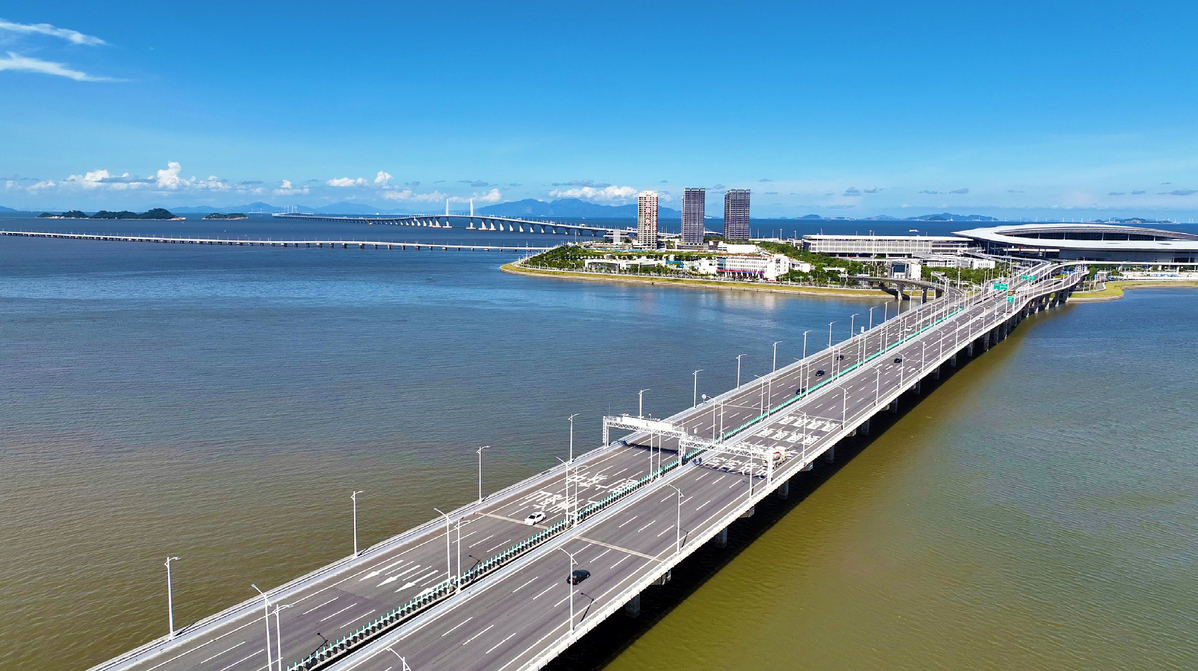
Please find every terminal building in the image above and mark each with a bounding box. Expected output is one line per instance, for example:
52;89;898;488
952;223;1198;265
802;234;970;258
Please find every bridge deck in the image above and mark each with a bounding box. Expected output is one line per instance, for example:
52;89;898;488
0;231;549;252
88;263;1082;671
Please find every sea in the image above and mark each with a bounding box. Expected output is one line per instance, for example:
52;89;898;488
0;214;1195;671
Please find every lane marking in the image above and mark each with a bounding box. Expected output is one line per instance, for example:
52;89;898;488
318;603;358;623
340;609;376;630
440;616;474;637
512;577;537;593
300;597;338;615
467;534;495;549
200;641;245;665
616;516;638;529
485;632;518;655
531;583;556;601
462;623;496;646
636;520;656;533
216;649;264;671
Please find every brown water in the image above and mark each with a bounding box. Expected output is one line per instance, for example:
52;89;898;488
1;226;1195;670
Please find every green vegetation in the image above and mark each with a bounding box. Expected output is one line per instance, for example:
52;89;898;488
202;212;247;220
523;245;714;273
755;240;871;283
920;262;1012;286
38;208;178;220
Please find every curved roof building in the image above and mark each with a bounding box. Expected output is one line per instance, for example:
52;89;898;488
953;223;1198;264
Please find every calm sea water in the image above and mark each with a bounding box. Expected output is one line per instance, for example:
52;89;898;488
1;216;1195;670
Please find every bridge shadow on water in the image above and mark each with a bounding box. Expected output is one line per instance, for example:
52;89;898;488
545;318;1036;671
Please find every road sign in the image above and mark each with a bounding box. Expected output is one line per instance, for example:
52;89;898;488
993;282;1008;290
1020;275;1027;280
1029;274;1036;281
1007;296;1015;302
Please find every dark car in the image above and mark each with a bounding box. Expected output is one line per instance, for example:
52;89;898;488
838;354;845;360
568;569;590;585
816;369;825;376
795;387;806;395
894;356;903;363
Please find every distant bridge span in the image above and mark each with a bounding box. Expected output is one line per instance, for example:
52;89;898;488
272;213;724;242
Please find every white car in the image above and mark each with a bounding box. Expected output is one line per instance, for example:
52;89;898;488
524;511;546;526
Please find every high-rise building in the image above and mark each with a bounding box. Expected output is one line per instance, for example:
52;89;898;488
724;189;750;240
637;191;658;248
682;188;705;246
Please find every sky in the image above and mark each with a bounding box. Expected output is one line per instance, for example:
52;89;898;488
2;0;1198;219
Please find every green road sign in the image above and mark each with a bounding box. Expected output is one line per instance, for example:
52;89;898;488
1029;274;1037;280
1020;275;1027;280
1007;296;1015;302
993;282;1008;290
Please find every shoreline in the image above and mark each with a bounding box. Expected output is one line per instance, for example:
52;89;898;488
501;263;896;299
1069;280;1198;302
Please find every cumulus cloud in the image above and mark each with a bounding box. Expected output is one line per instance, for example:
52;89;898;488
863;186;882;193
450;188;502;204
156;161;185;188
0;51;118;82
274;180;308;196
547;185;638;202
843;187;862;196
381;189;448;203
0;19;106;46
327;177;368;187
375;171;392;185
948;188;969;194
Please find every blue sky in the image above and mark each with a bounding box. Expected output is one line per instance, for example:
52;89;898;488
3;1;1198;218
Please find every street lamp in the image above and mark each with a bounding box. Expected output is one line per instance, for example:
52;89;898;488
638;389;649;418
476;445;490;504
567;414;578;462
271;603;291;671
828;320;836;348
771;341;782;373
557;547;579;632
385;647;413;671
351;490;364;556
736;354;746;388
433;508;453;590
165;556;179;640
869;306;877;331
555;456;575;527
251;584;273;671
801;330;812;397
692;370;703;408
666;483;682;555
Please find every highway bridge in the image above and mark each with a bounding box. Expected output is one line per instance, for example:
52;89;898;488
0;231;550;253
88;261;1084;671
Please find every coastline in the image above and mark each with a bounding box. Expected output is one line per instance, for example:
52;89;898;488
1069;280;1198;302
501;263;895;299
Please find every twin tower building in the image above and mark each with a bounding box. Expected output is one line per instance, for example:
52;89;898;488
637;188;750;248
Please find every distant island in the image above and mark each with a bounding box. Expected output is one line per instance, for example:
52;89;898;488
38;208;181;220
202;212;247;220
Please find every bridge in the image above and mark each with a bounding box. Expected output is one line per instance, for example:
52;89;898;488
271;212;639;242
0;231;551;253
87;261;1084;671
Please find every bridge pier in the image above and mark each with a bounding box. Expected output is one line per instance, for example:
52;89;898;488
823;447;835;463
801;462;814;472
739;505;755;519
914;379;922;395
623;594;641;619
966;342;974;357
712;527;729;548
932;365;941;380
889;400;898;414
860;418;871;436
775;479;790;500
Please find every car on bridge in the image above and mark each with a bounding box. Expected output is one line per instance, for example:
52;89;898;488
525;511;546;526
568;569;591;585
894;356;903;363
816;369;825;376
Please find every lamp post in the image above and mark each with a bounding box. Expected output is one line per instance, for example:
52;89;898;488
433;508;452;589
666;483;682;555
567;414;578;462
869;306;876;331
251;584;273;671
828;321;836;348
351;490;364;556
638;389;649;418
736;354;746;388
165;556;179;640
555;456;574;527
692;370;703;408
476;445;490;504
271;603;291;671
557;547;579;632
849;314;858;341
772;341;781;373
801;330;812;397
385;647;413;671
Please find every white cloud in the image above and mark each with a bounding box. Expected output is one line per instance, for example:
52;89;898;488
28;180;56;191
381;189;447;203
0;51;117;82
327;177;368;187
0;19;107;46
374;171;392;185
156;161;183;188
472;188;502;203
274;180;309;196
547;185;638;203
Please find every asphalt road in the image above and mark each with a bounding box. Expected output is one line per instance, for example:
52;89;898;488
97;263;1069;671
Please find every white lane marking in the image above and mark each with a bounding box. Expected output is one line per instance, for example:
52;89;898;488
610;554;631;570
531;583;556;601
728;481;739;489
216;649;264;671
485;631;518;655
461;623;496;646
417;571;443;586
485;539;510;553
656;527;672;538
386;564;423;580
441;616;474;637
200;640;246;664
318;603;358;623
340;609;376;630
467;533;495;549
593;548;612;561
695;473;707;482
512;577;537;593
300;597;338;615
617;515;638;529
661;495;674;503
636;520;656;533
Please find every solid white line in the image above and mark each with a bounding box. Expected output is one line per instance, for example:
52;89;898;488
617;515;638;529
636;520;656;533
462;623;496;646
318;603;358;623
485;632;518;655
440;616;474;637
656;527;672;538
216;649;264;671
301;597;339;615
200;640;245;664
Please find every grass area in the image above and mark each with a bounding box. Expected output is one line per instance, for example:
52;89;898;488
1073;280;1198;300
502;263;893;298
